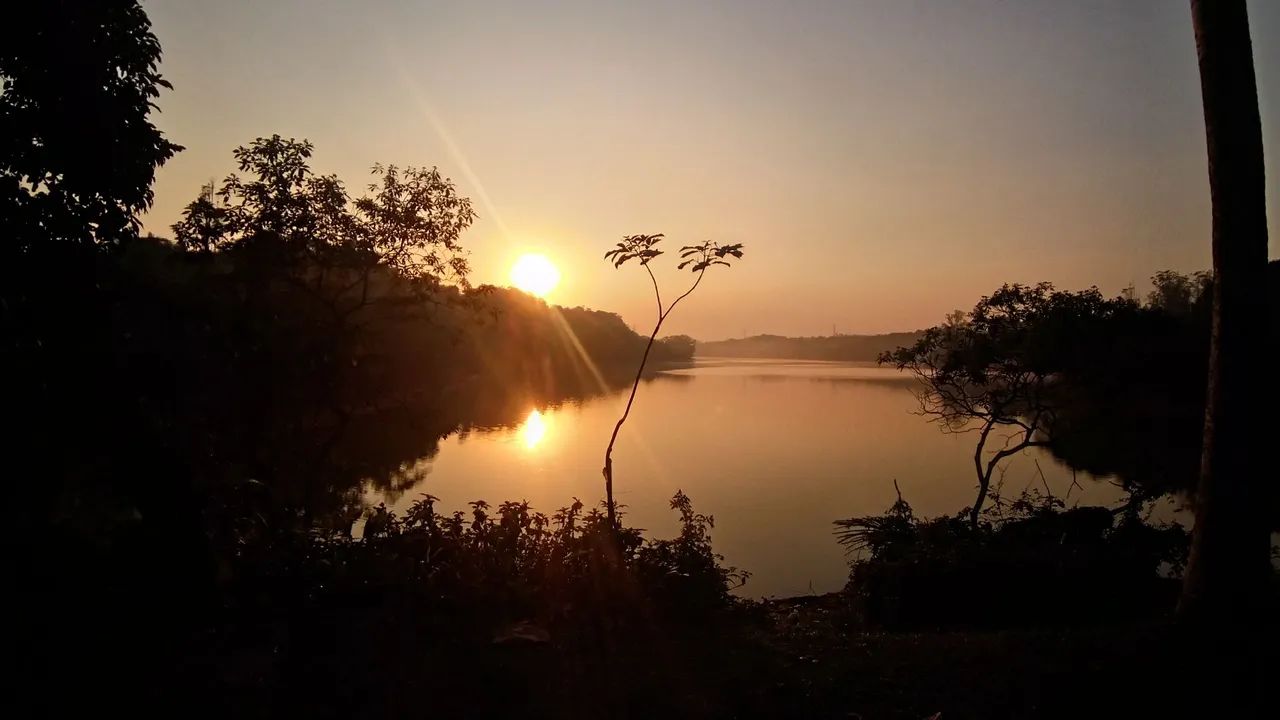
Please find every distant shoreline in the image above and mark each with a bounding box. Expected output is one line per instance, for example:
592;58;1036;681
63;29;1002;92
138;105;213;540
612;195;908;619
695;332;923;363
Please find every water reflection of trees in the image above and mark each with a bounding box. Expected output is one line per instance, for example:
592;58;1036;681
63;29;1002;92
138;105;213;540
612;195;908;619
353;368;695;508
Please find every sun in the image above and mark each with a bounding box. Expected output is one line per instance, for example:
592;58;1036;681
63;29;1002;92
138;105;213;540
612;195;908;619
510;253;560;298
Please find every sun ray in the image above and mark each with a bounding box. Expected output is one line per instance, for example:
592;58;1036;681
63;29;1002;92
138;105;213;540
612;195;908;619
548;306;613;396
390;59;512;242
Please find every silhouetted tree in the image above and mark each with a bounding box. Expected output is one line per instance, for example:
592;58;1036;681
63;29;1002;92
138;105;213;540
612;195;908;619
656;334;697;363
1179;0;1271;622
174;137;475;317
1044;270;1215;502
882;284;1138;526
168;181;230;253
355;163;475;290
883;269;1280;525
600;235;744;526
1147;269;1212;316
174;136;358;267
1;0;182;250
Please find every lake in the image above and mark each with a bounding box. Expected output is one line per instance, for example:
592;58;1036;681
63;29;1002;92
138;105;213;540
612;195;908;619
370;358;1125;597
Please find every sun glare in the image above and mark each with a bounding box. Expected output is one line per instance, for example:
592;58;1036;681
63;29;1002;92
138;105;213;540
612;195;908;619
519;409;548;449
510;253;560;298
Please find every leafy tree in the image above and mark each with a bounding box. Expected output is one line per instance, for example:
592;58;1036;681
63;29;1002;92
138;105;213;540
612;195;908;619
1;0;182;249
881;283;1136;526
655;334;697;362
1147;269;1212;316
174;136;356;260
173;137;474;313
1179;0;1272;623
601;234;744;526
168;181;231;253
355;164;474;289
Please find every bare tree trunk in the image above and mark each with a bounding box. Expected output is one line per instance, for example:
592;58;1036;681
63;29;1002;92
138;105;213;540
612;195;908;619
1179;0;1270;623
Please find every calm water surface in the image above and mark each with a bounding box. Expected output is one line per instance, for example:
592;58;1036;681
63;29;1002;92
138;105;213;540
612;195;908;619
371;358;1124;597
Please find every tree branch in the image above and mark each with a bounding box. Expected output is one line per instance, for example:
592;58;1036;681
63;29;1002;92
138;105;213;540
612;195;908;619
662;267;706;322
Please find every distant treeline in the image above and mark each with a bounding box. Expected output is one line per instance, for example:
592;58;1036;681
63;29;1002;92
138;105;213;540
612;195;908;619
697;332;924;362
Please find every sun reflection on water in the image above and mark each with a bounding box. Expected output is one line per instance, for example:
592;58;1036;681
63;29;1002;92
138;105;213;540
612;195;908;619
519;409;548;449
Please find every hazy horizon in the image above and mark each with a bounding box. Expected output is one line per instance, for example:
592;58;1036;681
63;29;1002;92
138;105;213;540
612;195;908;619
141;0;1279;339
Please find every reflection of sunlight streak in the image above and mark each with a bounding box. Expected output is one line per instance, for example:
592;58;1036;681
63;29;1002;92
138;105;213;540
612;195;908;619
520;409;548;449
391;62;512;242
548;307;613;395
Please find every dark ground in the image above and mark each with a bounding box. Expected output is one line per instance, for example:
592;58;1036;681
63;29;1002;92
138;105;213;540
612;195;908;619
47;592;1264;720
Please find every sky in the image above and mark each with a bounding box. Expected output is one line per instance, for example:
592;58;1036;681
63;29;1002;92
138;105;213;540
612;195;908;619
141;0;1278;340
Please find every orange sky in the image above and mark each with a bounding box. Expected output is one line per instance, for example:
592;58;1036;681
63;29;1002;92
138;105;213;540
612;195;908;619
141;0;1278;340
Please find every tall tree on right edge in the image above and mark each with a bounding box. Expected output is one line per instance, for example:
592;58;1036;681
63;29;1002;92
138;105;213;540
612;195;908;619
1179;0;1271;622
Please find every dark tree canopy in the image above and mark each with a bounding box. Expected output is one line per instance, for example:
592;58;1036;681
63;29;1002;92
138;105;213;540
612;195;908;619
1;0;182;249
173;136;356;265
1147;269;1212;317
173;137;474;305
355;163;474;286
879;272;1263;522
881;283;1132;524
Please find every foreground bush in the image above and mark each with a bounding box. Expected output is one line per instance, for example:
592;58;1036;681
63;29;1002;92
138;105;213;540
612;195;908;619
35;491;754;717
835;489;1189;630
226;491;750;641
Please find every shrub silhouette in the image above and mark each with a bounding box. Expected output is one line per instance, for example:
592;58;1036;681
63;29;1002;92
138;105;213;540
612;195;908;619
835;487;1189;630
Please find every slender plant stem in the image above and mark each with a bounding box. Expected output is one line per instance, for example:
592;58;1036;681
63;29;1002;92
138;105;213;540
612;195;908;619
645;264;664;318
602;268;704;527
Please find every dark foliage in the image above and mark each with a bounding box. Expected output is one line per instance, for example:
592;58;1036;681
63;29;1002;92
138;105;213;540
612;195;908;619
881;269;1279;520
288;490;747;629
174;137;474;295
55;491;755;718
1038;266;1277;515
882;283;1133;522
835;489;1190;630
1;0;182;249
